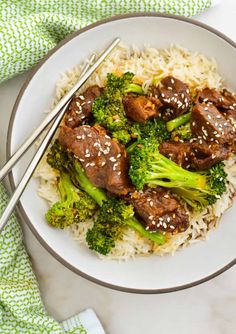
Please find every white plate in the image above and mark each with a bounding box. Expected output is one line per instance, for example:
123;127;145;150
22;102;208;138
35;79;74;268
8;14;236;293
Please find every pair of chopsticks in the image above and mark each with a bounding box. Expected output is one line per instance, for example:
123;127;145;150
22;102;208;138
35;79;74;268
0;37;120;233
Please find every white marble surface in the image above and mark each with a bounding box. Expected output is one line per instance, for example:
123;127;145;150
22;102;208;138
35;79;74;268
0;1;236;333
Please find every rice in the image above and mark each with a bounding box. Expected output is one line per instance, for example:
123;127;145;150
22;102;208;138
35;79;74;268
35;44;236;260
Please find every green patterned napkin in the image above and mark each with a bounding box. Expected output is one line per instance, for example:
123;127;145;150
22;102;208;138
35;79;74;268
0;1;218;333
0;0;216;82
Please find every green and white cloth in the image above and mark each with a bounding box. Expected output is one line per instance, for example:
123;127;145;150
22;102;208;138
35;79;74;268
0;0;219;82
0;183;105;334
0;1;219;333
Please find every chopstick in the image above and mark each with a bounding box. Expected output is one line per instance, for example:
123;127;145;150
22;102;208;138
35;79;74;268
0;37;120;181
0;37;120;233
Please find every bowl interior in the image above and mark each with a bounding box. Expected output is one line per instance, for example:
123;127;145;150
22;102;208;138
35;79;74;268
9;15;236;292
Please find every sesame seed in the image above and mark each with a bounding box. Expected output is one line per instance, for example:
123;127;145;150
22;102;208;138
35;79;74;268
170;225;175;229
79;95;85;100
150;201;153;207
118;171;121;176
207;115;212;120
161;93;165;98
181;93;185;99
76;135;82;139
186;89;190;94
85;153;90;158
171;78;175;84
168;86;173;90
109;157;116;162
204;107;208;111
90;162;95;166
76;102;81;107
149;215;154;220
101;161;106;167
229;106;234;110
79;158;84;162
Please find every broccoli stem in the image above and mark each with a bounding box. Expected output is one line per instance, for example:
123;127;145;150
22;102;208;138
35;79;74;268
72;159;165;244
125;83;144;95
166;112;191;132
147;152;207;190
58;172;77;203
72;161;107;207
126;216;166;244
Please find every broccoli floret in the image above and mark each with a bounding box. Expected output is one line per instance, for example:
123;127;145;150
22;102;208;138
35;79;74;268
106;72;143;96
171;122;192;142
86;197;165;255
92;72;143;144
131;119;170;141
112;129;132;145
204;162;227;205
45;172;98;228
86;197;133;255
129;138;227;208
173;162;227;208
166;111;191;132
47;141;166;253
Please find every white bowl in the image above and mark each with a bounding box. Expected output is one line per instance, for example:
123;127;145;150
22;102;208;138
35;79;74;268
8;14;236;293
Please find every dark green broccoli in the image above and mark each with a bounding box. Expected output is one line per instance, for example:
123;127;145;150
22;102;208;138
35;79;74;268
171;122;192;142
86;197;133;255
92;72;143;144
86;197;165;255
129;138;227;208
45;172;98;229
47;141;165;254
130;118;170;141
106;72;144;97
112;129;132;145
204;162;227;205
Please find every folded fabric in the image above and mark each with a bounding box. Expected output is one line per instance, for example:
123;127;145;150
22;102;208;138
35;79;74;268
0;1;219;333
0;183;105;333
0;0;219;82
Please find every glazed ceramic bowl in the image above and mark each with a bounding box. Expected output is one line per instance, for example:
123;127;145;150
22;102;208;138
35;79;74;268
8;13;236;293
